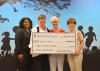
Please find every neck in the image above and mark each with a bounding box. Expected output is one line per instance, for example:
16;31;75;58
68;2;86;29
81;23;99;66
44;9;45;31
39;25;46;30
24;28;29;32
69;29;75;32
54;27;58;31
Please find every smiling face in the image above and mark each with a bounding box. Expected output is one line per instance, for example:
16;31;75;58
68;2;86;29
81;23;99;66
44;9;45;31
67;18;76;31
51;16;59;29
67;22;76;31
38;15;46;28
39;18;46;27
51;21;59;29
23;19;30;29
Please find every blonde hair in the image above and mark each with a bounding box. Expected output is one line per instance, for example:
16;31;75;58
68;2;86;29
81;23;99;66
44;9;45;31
51;16;59;23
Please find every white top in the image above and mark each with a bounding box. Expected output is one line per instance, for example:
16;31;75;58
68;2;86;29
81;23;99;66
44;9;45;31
76;30;84;53
29;26;48;57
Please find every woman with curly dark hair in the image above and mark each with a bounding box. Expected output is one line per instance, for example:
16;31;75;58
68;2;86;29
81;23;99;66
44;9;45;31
14;17;32;71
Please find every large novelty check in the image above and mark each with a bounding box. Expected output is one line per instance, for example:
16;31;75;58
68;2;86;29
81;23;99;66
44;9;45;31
32;33;77;54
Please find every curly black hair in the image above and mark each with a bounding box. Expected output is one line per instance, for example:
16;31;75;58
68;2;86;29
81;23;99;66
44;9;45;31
19;17;32;30
2;32;9;36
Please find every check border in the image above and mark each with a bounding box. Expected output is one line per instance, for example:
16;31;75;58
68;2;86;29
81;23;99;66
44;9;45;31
32;32;77;54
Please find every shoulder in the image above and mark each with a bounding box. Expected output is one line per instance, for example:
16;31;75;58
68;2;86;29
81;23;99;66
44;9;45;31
16;29;24;34
77;30;81;33
60;29;65;32
77;30;83;36
50;29;54;32
58;29;65;32
31;26;38;32
15;29;24;38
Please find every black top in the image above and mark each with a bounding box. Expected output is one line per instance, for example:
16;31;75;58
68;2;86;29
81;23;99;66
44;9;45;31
15;29;31;54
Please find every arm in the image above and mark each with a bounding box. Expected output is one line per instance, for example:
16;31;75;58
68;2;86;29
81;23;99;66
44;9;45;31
15;29;25;63
93;32;97;41
29;32;33;54
29;27;37;55
76;31;84;55
85;32;88;37
15;29;24;54
29;27;41;57
2;38;4;42
10;38;15;40
29;27;37;50
77;39;84;51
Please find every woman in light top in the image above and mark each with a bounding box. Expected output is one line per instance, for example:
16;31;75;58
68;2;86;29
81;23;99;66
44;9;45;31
49;16;65;71
66;18;84;71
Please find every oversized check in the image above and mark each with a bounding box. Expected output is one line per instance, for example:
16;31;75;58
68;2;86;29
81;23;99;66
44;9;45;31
32;33;77;54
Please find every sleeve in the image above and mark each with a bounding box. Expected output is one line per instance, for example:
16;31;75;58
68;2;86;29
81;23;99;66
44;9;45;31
28;26;41;57
28;27;37;54
77;31;84;42
29;32;33;49
29;27;37;48
15;29;24;54
61;29;65;32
